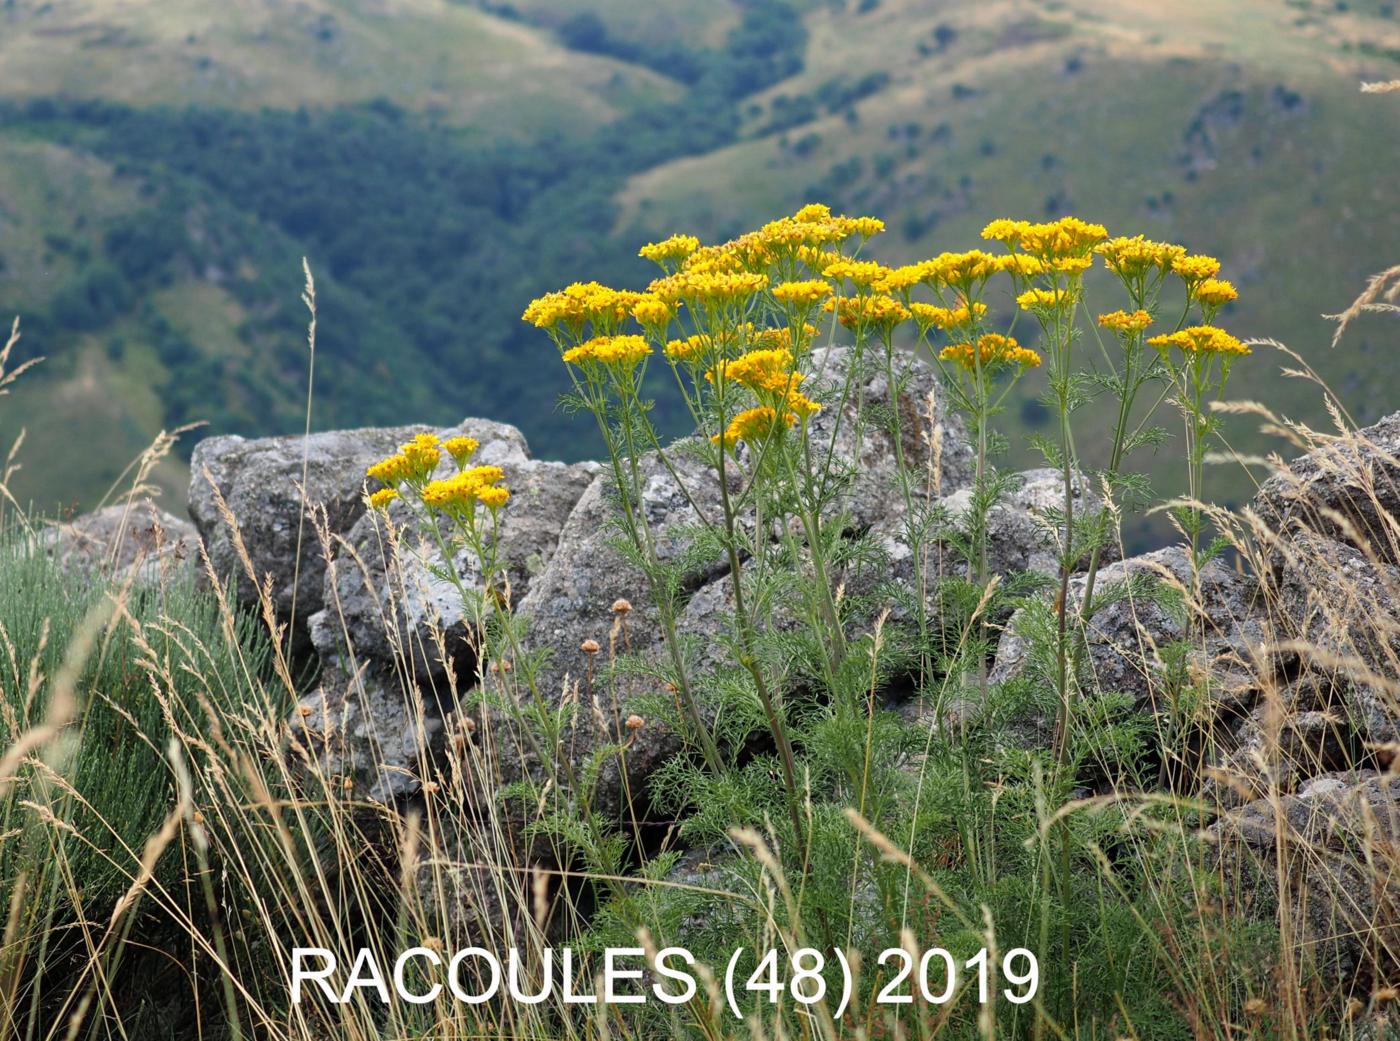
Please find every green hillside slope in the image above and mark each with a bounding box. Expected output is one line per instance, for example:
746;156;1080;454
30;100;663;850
0;0;1395;521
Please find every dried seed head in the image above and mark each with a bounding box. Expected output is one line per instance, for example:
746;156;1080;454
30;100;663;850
423;936;445;953
423;781;440;795
625;714;645;731
297;704;314;718
1243;998;1266;1017
463;716;477;733
341;777;354;792
192;810;205;825
581;638;601;654
612;598;632;615
1377;986;1399;1004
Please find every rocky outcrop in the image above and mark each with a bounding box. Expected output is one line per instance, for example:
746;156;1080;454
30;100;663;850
1209;771;1400;986
43;500;198;582
188;419;528;645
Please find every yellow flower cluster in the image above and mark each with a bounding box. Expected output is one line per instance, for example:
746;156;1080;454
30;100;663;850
665;334;713;363
711;406;794;449
918;250;1002;286
368;433;442;487
821;259;889;289
754;324;817;351
827;293;910;331
1016;287;1073;311
369;488;398;510
771;279;833;307
909;300;987;331
421;465;510;514
649;270;769;306
1095;236;1187;278
1194;278;1238;308
1172;255;1222;283
1148;326;1249;357
940;333;1042;371
443;436;480;466
982;217;1108;258
631;294;675;326
522;282;639;331
639;234;701;265
562;334;652;369
708;347;800;395
1097;309;1154;333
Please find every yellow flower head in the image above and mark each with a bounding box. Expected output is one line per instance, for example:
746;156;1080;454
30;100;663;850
1016;287;1073;311
1097;310;1154;333
630;294;675;327
369;488;399;510
421;465;508;515
984;217;1106;259
754;324;817;352
652;269;768;306
771;279;833;308
940;333;1041;372
821;259;890;289
522;282;638;332
639;234;701;266
476;485;510;510
873;264;924;293
909;300;987;332
562;334;652;369
1147;325;1249;357
373;433;443;485
712;406;794;449
828;293;911;331
784;389;822;418
1173;254;1223;283
1095;236;1187;279
443;436;480;466
708;347;800;395
665;334;714;364
918;250;1000;287
367;453;412;486
1194;278;1238;308
997;253;1049;278
1051;256;1093;276
793;203;833;224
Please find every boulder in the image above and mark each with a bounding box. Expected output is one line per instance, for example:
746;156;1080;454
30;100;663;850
43;500;199;582
986;545;1266;742
1271;531;1400;749
289;662;447;804
1253;411;1400;563
1209;770;1400;987
310;456;599;680
188;419;528;644
937;467;1113;582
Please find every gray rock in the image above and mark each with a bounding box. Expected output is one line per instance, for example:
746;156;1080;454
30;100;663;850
1209;770;1400;985
1202;705;1358;810
311;457;599;680
1272;531;1400;748
188;419;528;643
938;467;1112;582
289;662;447;804
987;545;1265;741
1253;411;1400;564
43;500;199;583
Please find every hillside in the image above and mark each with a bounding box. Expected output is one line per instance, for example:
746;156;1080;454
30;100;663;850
0;0;1396;519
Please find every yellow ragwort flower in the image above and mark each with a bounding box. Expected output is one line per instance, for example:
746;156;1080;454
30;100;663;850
639;234;701;265
771;280;833;308
821;259;890;289
1194;278;1238;308
917;250;1001;287
1016;287;1073;311
522;282;638;331
367;433;442;487
711;406;794;448
909;300;987;332
1097;310;1154;333
1147;325;1249;357
665;334;713;364
369;488;398;510
982;217;1107;259
651;269;768;305
631;294;675;327
784;389;822;418
562;334;652;369
708;347;801;395
442;436;479;467
940;333;1041;371
1095;236;1187;279
828;293;911;331
1173;254;1223;283
421;465;508;514
476;485;510;510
